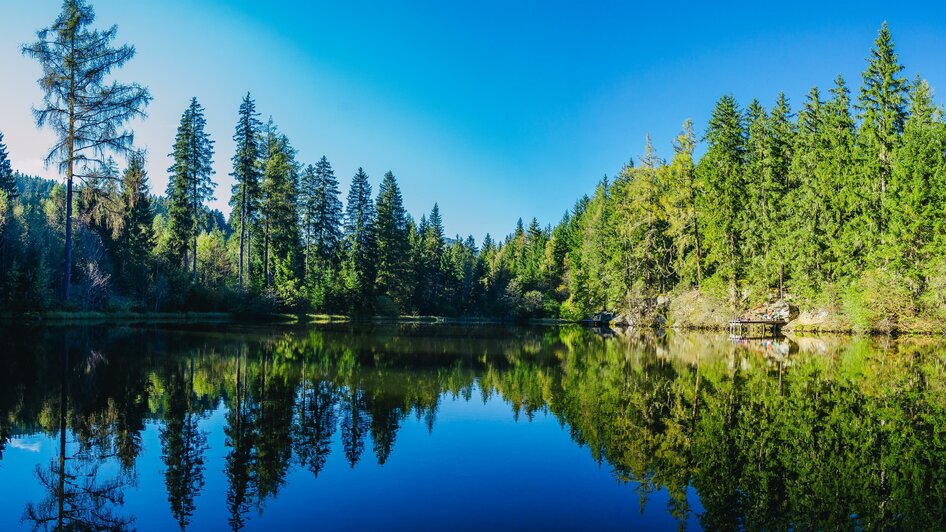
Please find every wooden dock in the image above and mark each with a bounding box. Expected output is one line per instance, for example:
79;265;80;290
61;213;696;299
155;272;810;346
728;319;787;336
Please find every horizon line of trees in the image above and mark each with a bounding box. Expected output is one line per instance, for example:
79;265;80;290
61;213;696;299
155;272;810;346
2;1;946;327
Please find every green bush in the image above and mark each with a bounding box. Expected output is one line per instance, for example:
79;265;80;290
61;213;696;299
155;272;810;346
843;268;916;332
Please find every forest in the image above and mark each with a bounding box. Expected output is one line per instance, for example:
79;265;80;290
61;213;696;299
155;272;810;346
2;0;945;330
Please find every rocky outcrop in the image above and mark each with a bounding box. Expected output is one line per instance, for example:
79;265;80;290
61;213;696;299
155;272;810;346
739;299;799;322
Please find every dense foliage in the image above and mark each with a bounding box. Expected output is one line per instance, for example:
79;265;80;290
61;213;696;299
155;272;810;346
3;5;946;326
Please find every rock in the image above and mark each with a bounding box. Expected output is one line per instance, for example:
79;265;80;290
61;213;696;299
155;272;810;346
740;299;799;322
611;313;630;326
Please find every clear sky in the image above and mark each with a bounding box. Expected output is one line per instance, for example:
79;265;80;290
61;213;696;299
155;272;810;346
2;1;946;241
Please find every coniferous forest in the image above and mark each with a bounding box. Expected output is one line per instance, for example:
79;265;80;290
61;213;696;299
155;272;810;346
2;1;946;331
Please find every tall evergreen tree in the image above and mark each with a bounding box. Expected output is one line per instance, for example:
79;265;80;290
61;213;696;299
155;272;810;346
301;156;343;275
260;128;301;297
23;0;151;300
888;78;946;282
0;132;15;198
375;171;409;307
229;93;263;289
343;168;377;307
167;98;215;281
857;21;908;225
116;152;153;294
660;120;702;289
698;95;746;306
786;86;826;294
421;203;446;311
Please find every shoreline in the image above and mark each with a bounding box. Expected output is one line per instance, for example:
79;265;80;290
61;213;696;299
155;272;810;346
0;310;942;335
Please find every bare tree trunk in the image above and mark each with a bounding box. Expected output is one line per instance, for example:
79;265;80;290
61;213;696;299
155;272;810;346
263;218;270;287
238;185;246;288
192;183;198;283
694;221;702;292
64;173;74;301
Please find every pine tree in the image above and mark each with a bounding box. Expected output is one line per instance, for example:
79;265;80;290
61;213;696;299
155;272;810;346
229;93;262;289
698;95;746;306
0;132;16;198
857;22;908;226
167;98;215;281
823;77;862;279
742;99;769;290
421;203;446;312
660;120;702;289
116;152;153;298
23;0;151;300
343;168;377;307
766;93;795;296
888;78;946;282
786;87;826;294
375;171;409;307
260;128;301;292
301;156;343;275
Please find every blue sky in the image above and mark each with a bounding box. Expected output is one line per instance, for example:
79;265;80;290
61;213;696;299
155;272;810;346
2;1;946;241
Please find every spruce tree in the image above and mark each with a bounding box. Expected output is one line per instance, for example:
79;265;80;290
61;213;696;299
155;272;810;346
823;77;862;279
857;22;908;225
422;203;446;311
888;78;946;282
698;95;746;306
786;86;826;294
0;132;15;198
660;120;702;288
229;93;262;289
23;0;151;300
766;93;795;296
343;167;377;307
117;152;153;294
742;99;770;287
260;129;301;292
303;156;343;272
167;98;215;281
375;171;409;307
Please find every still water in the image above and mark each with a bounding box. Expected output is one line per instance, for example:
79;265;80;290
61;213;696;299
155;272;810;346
0;324;944;530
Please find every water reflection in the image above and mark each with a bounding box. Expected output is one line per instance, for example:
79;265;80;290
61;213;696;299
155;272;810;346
1;324;945;529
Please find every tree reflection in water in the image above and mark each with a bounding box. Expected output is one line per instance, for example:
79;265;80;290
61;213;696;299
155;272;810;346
2;324;946;530
22;335;135;530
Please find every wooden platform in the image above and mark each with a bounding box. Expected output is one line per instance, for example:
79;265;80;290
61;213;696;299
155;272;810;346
728;319;787;335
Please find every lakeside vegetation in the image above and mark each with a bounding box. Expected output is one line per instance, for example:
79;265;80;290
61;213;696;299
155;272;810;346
2;1;946;331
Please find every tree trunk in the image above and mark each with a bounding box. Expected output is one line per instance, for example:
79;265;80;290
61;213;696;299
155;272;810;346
694;220;702;292
64;174;74;301
64;40;76;302
263;218;270;287
192;183;198;283
238;184;246;288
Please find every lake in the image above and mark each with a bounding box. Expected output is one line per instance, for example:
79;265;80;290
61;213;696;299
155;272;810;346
0;323;944;530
